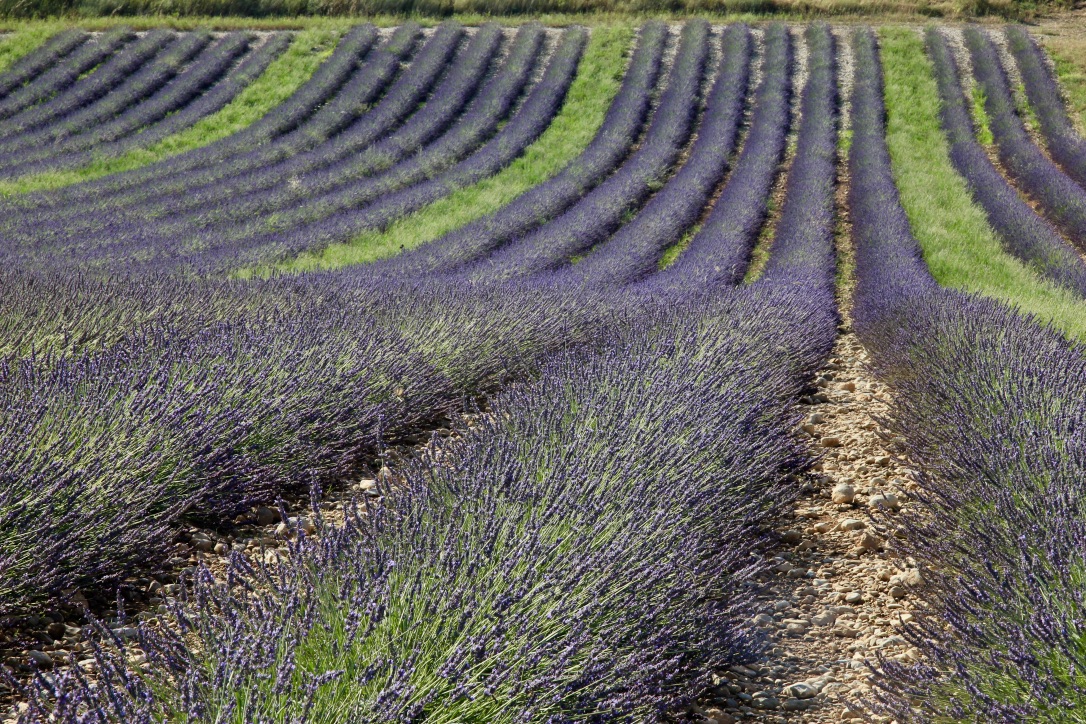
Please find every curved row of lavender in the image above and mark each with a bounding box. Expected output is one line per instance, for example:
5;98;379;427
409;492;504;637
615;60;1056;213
964;26;1086;251
0;33;288;178
850;28;1086;722
651;22;792;290
55;26;585;273
0;33;252;176
99;23;543;264
381;23;667;278
0;31;214;154
0;29;87;100
1;23;386;212
47;22;448;224
0;28;132;124
7;25;840;721
567;22;751;287
925;28;1086;296
0;30;177;140
0;23;573;272
1006;25;1086;190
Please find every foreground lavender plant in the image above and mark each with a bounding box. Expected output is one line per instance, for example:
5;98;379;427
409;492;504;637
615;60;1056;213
10;278;835;722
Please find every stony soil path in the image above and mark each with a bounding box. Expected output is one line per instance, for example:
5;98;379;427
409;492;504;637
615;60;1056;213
692;325;925;724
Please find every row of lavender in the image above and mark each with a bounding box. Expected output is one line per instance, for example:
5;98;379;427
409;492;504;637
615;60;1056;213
0;28;287;177
8;23;841;721
850;29;1086;721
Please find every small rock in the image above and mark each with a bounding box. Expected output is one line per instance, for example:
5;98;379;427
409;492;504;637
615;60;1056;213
783;682;818;699
782;698;810;711
838;518;865;531
890;569;923;588
46;622;66;640
831;483;855;504
358;479;377;491
868;492;900;512
773;600;791;612
77;658;97;673
889;586;907;599
845;591;864;604
753;614;775;626
781;529;803;544
275;522;290;537
856;531;883;551
27;651;53;669
840;708;860;720
752;696;780;710
821;436;842;448
214;543;229;555
255;506;278;526
813;520;835;534
811;610;838;626
287;517;317;535
114;627;140;641
807;413;825;424
840;381;856;392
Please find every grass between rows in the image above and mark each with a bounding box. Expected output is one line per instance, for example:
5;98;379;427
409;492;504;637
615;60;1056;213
0;27;341;196
0;22;68;72
1042;34;1086;136
274;23;633;273
879;26;1086;342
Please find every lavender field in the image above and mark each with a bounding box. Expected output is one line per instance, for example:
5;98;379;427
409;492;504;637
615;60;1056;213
0;18;1085;723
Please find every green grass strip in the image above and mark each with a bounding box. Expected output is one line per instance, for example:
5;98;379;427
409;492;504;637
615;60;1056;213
277;24;634;273
0;28;341;196
1043;37;1086;136
880;26;1086;342
0;22;68;73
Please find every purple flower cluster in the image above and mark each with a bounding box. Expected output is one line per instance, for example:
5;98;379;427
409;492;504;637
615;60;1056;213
1006;25;1086;190
964;26;1086;251
850;27;1086;721
925;28;1086;296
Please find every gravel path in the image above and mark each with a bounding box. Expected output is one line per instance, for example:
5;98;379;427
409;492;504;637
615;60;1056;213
690;327;924;724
